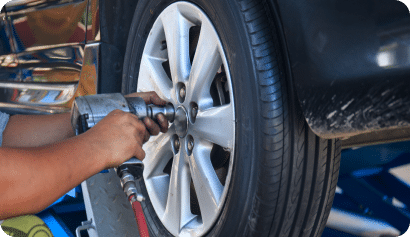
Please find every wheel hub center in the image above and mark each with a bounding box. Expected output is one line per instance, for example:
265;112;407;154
174;106;188;137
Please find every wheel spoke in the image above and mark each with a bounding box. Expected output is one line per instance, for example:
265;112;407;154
144;175;169;217
161;7;192;84
162;148;195;233
138;54;173;102
189;142;223;226
191;104;235;150
187;21;222;106
143;131;174;178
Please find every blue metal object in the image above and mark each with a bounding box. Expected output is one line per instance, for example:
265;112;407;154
52;202;86;215
37;210;73;237
337;176;410;233
37;185;88;237
351;167;383;178
365;172;410;209
332;141;410;235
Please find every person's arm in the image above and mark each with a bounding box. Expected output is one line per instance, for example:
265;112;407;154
2;113;74;148
0;133;109;219
2;91;169;148
0;92;169;220
0;110;147;220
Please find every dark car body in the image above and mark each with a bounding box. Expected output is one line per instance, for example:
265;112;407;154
0;0;409;143
270;0;410;140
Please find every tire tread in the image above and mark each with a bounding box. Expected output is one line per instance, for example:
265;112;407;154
237;0;341;236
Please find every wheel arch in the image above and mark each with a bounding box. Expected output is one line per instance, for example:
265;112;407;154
97;0;140;94
265;0;410;139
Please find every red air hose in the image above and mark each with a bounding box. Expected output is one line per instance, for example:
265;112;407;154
129;195;150;237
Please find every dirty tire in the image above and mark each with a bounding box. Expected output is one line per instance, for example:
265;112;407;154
122;0;341;236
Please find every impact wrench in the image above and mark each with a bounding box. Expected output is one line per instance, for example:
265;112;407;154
71;93;175;237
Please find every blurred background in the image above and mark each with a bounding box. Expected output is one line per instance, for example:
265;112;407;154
322;139;410;237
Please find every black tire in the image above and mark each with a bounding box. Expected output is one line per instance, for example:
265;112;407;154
122;0;341;236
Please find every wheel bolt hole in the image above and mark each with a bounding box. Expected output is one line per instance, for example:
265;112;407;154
172;135;180;154
160;40;167;50
186;135;194;155
177;83;186;103
190;102;198;123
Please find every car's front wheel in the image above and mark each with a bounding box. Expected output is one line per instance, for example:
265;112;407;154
122;0;341;236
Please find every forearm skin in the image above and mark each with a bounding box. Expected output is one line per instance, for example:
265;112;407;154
2;113;75;148
0;134;106;220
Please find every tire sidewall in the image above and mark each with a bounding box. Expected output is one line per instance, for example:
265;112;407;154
122;0;262;236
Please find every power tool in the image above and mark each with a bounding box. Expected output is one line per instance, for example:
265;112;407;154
71;93;175;237
71;93;175;135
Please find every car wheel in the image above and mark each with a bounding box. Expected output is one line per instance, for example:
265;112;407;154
122;0;341;236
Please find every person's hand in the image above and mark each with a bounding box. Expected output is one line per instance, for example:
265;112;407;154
125;91;169;137
84;109;148;167
83;91;169;168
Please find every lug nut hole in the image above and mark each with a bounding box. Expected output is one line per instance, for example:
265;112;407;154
189;102;198;123
172;135;180;154
186;135;194;156
177;83;186;103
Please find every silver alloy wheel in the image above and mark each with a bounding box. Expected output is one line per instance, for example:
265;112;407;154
136;2;235;236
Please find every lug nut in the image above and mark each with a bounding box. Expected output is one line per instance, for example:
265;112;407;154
188;140;194;151
174;139;180;150
179;87;186;100
191;107;198;118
